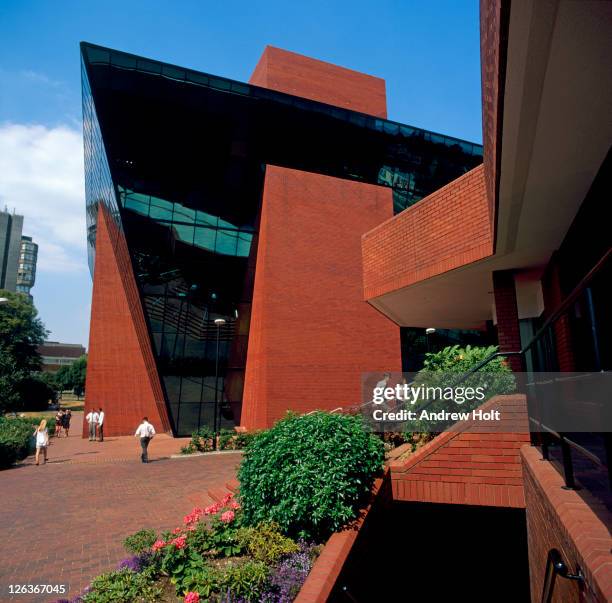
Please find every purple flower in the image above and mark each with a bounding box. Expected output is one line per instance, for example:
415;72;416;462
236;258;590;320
262;542;317;602
217;590;249;603
117;552;152;572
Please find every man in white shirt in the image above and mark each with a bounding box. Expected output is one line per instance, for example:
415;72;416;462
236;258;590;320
85;409;99;441
134;417;156;463
97;408;105;442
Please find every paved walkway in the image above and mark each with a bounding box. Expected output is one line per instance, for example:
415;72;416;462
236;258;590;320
0;414;240;602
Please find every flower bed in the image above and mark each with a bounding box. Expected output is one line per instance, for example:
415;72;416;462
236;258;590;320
56;493;321;603
57;411;384;602
180;428;257;455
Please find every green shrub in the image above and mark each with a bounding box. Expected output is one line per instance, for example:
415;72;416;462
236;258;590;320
233;431;257;449
238;411;384;540
181;426;215;454
406;344;516;433
220;559;269;600
82;566;162;602
181;427;258;454
0;417;34;468
219;429;258;451
421;344;515;378
123;529;157;555
218;428;238;450
17;415;56;434
236;522;299;564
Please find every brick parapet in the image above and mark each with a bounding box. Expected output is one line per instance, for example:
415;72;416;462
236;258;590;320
389;395;529;508
522;445;612;602
362;164;492;301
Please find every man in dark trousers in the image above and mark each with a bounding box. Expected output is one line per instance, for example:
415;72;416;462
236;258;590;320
134;417;156;463
98;408;105;442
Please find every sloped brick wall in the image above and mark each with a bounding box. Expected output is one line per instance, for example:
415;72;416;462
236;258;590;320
241;167;401;429
85;205;171;436
388;395;529;507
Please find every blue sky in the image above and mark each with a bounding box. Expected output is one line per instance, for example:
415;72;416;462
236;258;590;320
0;0;482;346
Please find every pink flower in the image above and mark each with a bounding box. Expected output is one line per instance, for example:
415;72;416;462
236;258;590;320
221;492;234;505
204;503;221;516
172;527;182;535
151;540;166;552
220;510;235;523
171;535;187;549
184;593;200;603
230;501;241;510
183;507;204;525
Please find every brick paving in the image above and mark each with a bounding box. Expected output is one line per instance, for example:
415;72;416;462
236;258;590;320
0;413;240;602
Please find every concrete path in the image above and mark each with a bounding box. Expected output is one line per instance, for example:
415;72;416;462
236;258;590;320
0;413;240;602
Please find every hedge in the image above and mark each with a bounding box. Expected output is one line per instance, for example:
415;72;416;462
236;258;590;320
0;417;35;468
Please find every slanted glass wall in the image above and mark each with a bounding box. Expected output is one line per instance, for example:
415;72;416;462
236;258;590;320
118;187;256;436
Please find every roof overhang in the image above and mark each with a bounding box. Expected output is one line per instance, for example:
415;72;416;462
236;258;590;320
366;0;612;329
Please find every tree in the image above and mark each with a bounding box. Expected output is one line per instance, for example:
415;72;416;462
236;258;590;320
0;291;48;413
70;355;87;398
55;355;87;398
16;376;57;411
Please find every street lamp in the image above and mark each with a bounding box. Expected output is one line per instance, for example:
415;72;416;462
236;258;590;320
213;318;226;448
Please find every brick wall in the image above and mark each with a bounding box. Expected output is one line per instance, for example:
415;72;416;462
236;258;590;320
388;395;530;507
493;270;523;372
480;0;509;233
362;164;492;301
85;205;171;436
294;471;392;603
241;167;401;429
241;47;400;430
522;446;612;602
249;46;387;118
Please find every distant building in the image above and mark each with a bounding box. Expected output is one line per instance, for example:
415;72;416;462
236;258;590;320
16;236;38;298
0;209;24;292
38;341;86;373
0;208;38;300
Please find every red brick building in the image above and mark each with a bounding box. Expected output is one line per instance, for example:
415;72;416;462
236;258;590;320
81;42;481;437
356;1;612;601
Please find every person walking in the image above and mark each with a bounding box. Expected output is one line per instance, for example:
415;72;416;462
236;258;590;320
63;409;72;437
55;409;64;438
85;408;99;441
97;408;105;442
33;419;49;465
134;417;155;463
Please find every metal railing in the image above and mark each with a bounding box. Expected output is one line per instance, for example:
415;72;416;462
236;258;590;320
540;549;583;603
443;249;611;491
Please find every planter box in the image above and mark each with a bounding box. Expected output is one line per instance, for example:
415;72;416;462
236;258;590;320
294;468;391;603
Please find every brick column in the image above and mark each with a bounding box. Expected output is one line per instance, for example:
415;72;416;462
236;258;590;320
493;270;522;372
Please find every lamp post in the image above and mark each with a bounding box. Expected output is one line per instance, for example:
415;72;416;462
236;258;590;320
213;318;226;448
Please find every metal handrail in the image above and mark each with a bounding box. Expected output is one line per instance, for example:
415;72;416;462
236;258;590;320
540;549;583;603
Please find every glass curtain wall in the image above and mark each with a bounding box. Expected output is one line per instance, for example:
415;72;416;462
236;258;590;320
118;188;256;436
